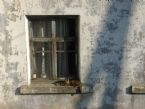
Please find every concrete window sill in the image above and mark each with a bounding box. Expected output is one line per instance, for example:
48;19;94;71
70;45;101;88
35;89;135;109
20;82;93;94
132;84;145;94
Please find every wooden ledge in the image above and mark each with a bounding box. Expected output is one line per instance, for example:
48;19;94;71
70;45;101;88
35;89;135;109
20;84;93;94
132;84;145;94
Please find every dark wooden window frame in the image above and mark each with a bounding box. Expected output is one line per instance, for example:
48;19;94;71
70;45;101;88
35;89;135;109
27;15;80;83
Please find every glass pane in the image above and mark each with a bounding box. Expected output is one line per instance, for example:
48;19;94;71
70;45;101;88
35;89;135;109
66;42;75;51
57;42;64;50
67;18;76;37
67;53;77;78
56;18;76;38
45;21;52;37
33;52;52;78
32;20;42;37
56;19;68;37
32;20;52;38
32;42;52;78
57;52;77;78
34;53;42;78
45;53;52;79
57;52;68;78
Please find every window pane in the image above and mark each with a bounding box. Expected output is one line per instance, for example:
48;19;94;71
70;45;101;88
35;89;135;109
32;20;52;37
57;42;64;50
33;52;52;78
32;42;52;78
67;18;76;37
66;42;75;51
34;53;42;78
57;52;68;78
32;21;41;37
45;21;52;37
56;18;76;38
67;53;77;78
56;19;68;37
57;52;77;79
45;53;52;79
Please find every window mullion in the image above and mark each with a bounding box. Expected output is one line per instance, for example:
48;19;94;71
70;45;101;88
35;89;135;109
52;20;57;79
41;21;47;78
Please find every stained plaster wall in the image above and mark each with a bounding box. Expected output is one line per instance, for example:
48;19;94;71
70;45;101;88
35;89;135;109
0;0;145;109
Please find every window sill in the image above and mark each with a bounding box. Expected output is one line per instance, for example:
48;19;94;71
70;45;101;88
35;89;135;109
132;84;145;94
20;82;93;94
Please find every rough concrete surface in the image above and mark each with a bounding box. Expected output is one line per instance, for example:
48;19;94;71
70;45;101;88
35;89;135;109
0;0;145;109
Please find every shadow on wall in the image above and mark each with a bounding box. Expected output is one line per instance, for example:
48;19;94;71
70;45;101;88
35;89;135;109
76;1;134;109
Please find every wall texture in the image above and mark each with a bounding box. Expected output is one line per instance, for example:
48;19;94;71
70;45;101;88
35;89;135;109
0;0;145;109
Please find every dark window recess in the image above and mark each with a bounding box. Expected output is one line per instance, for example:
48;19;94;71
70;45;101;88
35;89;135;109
29;16;79;81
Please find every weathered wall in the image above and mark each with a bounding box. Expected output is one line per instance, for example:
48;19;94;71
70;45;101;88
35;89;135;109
0;0;145;109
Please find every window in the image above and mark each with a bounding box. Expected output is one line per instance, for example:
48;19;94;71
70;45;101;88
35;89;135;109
20;15;92;94
28;15;79;83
